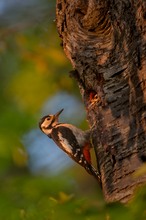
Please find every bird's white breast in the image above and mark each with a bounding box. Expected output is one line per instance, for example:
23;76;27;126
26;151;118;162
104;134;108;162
58;132;72;154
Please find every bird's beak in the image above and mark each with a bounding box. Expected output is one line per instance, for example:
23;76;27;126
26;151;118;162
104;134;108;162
55;108;64;118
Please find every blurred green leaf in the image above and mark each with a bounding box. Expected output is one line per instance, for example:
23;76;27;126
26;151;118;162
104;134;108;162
106;202;132;220
133;164;146;178
129;185;146;220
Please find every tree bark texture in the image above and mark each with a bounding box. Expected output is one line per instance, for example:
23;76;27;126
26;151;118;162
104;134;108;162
56;0;146;203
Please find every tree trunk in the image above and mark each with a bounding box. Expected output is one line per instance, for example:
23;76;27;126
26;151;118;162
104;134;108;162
56;0;146;203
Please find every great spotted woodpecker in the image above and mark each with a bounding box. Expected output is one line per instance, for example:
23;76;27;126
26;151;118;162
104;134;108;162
39;109;101;182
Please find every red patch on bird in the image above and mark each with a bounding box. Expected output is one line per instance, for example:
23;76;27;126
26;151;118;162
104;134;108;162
83;144;91;164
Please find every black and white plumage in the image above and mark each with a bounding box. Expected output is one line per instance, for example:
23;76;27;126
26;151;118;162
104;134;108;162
39;109;100;182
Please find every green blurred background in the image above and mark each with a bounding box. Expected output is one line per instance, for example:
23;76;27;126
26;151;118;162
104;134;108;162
0;0;146;219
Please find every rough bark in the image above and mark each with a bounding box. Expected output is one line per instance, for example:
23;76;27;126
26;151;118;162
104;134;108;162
56;0;146;203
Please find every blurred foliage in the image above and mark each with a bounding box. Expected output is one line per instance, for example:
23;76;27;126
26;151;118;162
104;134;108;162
0;2;78;167
0;1;146;219
1;170;146;220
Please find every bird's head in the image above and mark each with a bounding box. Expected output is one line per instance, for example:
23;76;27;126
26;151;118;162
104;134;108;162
39;108;64;136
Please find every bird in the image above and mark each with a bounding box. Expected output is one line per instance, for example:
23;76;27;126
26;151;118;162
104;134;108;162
39;109;101;182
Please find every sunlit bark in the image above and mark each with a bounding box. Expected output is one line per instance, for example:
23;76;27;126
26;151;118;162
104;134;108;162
56;0;146;203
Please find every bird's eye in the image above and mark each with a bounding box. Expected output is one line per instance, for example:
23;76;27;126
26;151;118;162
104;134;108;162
47;117;50;120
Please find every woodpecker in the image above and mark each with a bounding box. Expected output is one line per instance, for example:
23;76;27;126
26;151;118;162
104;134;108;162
39;109;101;182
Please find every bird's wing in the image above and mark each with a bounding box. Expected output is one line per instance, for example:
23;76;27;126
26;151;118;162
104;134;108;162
51;125;100;181
51;125;81;156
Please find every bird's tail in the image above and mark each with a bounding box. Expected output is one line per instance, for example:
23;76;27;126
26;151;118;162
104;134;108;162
85;164;101;186
91;165;101;182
